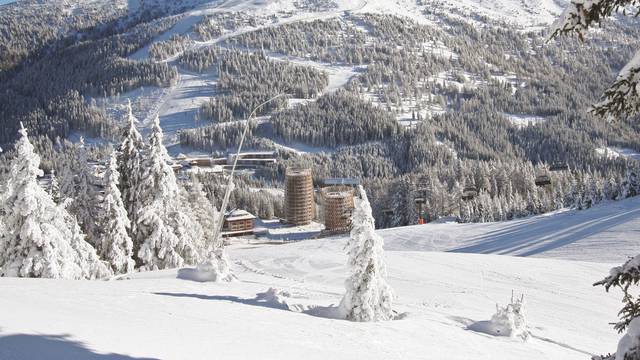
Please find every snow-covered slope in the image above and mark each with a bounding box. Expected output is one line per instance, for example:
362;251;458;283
1;197;638;359
0;250;622;360
379;196;640;264
429;0;567;27
97;0;570;148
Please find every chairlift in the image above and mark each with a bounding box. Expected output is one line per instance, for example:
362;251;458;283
535;174;551;187
462;186;477;201
549;162;569;172
414;197;426;205
382;208;394;216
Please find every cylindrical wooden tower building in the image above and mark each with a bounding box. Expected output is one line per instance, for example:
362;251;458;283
285;168;314;225
322;186;355;232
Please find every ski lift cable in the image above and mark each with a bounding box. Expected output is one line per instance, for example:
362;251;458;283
209;93;288;253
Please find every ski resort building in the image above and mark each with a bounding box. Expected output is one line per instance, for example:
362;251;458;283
285;168;315;225
321;186;355;232
227;151;277;166
222;210;256;237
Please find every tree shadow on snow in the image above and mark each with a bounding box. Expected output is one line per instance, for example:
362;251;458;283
449;206;640;257
153;291;292;311
0;333;157;360
153;291;345;319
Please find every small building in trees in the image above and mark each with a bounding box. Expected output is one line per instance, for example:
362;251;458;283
223;209;256;237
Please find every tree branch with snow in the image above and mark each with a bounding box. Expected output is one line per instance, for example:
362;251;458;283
549;0;640;119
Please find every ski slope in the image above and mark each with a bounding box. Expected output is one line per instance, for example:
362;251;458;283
1;197;638;359
380;196;640;264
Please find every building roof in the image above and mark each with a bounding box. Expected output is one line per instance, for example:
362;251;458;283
225;209;257;221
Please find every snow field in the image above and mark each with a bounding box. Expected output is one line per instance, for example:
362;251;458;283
0;245;622;359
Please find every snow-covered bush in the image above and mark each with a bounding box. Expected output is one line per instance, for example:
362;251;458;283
340;185;394;322
488;294;529;340
0;125;111;279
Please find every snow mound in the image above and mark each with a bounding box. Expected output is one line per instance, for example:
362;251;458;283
255;287;295;310
179;257;235;282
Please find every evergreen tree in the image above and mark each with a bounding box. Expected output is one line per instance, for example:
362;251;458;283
136;116;203;270
0;125;111;279
68;138;100;247
48;169;60;204
118;100;146;254
340;185;394;322
186;176;219;251
97;151;135;274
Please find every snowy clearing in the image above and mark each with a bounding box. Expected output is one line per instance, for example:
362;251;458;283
504;113;547;128
595;146;640;161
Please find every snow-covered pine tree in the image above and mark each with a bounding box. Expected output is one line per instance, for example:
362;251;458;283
0;124;111;279
48;169;60;204
604;175;619;201
619;163;637;200
57;153;76;203
117;100;146;251
550;0;640;119
390;179;418;227
97;150;135;274
68;138;100;247
186;175;219;251
340;185;394;322
553;184;565;210
136;116;203;270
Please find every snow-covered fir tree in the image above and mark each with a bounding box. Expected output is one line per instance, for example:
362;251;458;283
340;185;394;322
96;150;135;274
186;175;219;251
0;125;111;279
194;178;234;283
67;138;101;247
117;100;146;253
48;169;60;204
136;116;203;270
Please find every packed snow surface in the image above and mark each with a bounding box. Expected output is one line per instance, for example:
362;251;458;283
2;197;640;359
382;196;640;263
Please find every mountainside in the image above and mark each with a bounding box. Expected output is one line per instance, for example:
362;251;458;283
2;0;639;230
2;3;640;359
1;196;637;359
